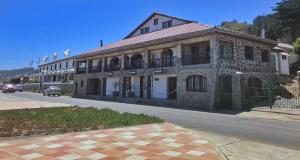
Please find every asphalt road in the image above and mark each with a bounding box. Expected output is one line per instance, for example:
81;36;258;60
1;92;300;150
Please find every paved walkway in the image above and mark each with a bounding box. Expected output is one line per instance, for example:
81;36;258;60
0;123;220;160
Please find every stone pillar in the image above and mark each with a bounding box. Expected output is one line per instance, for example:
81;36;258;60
101;57;105;72
121;55;125;70
143;75;148;99
175;43;182;67
232;73;243;111
143;50;149;68
85;60;89;73
119;76;123;97
208;35;220;111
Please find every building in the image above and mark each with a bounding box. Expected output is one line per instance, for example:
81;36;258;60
38;56;75;83
73;13;277;110
272;43;297;75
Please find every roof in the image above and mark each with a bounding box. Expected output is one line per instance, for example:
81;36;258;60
278;43;294;50
38;56;76;67
76;22;277;60
124;12;195;39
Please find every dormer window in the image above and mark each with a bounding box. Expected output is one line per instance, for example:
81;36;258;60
162;20;172;29
154;18;158;25
140;27;149;35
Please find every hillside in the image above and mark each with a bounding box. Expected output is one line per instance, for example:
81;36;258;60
0;68;36;82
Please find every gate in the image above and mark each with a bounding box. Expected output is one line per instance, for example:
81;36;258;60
244;77;300;110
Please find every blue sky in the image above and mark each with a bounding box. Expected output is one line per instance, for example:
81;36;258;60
0;0;280;70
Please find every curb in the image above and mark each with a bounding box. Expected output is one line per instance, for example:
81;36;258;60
251;109;300;116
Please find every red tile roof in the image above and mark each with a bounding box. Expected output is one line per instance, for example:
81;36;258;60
77;22;277;59
77;22;211;59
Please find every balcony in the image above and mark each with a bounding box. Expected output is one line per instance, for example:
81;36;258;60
125;60;144;70
88;66;102;73
105;64;121;72
182;55;210;65
149;57;176;68
76;68;86;74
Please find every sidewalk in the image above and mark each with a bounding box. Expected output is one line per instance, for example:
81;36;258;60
0;123;220;160
190;129;300;160
238;107;300;123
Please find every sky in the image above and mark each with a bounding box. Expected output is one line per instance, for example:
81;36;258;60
0;0;281;70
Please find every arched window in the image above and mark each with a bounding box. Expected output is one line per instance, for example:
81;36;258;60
162;48;173;67
131;54;143;69
248;77;262;89
186;75;208;92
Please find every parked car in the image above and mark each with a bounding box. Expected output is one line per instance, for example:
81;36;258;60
2;84;16;93
15;84;24;92
0;84;3;90
43;86;61;96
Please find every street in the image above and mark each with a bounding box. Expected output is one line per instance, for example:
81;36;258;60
1;92;300;150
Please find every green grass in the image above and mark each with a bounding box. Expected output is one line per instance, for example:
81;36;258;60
0;106;163;137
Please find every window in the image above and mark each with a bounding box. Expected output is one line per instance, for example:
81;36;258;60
72;61;75;67
186;75;208;92
59;63;62;69
261;49;269;62
154;18;158;25
80;80;84;87
140;27;149;35
282;55;287;60
66;61;68;68
50;65;52;70
220;41;234;60
162;20;172;29
46;66;48;70
245;46;254;60
54;64;57;70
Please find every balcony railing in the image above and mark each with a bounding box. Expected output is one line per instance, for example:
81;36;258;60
125;60;144;70
88;66;102;73
149;57;176;68
76;68;86;74
105;64;121;72
182;55;210;65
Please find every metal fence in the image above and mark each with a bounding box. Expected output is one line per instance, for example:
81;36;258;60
244;78;300;110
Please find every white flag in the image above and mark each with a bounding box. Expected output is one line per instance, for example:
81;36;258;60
52;52;58;60
43;55;49;62
64;49;70;58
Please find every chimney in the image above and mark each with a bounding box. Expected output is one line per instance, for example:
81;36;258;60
100;40;103;47
261;25;266;39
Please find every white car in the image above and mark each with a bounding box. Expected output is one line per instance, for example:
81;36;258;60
43;86;61;96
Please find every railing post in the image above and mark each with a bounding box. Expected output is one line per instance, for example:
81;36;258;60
268;80;273;109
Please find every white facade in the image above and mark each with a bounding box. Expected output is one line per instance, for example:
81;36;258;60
272;52;290;75
152;74;176;99
106;77;119;96
128;14;190;38
38;57;75;82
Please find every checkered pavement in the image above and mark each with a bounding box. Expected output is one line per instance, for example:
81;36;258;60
0;123;220;160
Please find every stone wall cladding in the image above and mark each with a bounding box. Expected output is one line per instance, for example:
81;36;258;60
216;34;276;73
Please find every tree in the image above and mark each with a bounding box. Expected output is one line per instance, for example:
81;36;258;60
294;37;300;55
274;0;300;40
252;14;288;41
9;77;21;84
220;20;252;34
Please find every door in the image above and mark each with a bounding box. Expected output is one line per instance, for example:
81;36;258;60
168;77;177;100
218;75;233;109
